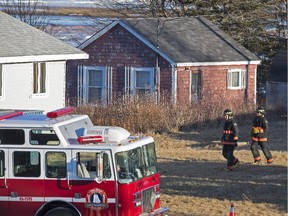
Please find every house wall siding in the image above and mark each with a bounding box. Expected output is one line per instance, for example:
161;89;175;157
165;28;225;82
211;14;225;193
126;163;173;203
1;62;65;112
176;65;256;105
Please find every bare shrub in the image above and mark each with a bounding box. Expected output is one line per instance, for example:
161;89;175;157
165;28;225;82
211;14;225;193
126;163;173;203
73;96;286;133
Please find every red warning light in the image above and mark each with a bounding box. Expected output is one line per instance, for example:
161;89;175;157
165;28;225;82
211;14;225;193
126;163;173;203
77;135;103;144
0;111;24;120
46;107;74;118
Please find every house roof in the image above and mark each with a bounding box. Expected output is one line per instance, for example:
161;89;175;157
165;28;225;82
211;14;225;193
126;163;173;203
0;12;88;64
268;50;287;82
79;17;260;66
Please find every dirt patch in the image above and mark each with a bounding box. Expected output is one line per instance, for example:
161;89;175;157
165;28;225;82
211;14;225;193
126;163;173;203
154;119;287;216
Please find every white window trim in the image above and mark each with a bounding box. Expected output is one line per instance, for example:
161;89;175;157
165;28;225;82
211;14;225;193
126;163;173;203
83;66;107;105
227;68;246;90
0;64;3;100
32;62;48;98
130;67;155;95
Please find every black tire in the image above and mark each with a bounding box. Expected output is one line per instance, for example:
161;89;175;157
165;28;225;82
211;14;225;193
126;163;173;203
44;207;79;216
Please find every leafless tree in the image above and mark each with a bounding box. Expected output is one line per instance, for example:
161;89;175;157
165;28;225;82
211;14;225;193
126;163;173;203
0;0;63;36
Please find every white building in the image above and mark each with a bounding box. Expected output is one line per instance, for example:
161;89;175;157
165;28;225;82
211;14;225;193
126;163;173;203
0;12;88;112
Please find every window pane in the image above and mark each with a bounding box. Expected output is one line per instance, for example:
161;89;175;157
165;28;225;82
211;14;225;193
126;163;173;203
231;72;240;87
30;129;60;145
14;151;40;177
33;63;38;93
0;150;4;177
46;152;66;178
142;142;157;176
76;152;111;179
0;129;25;145
116;147;144;183
40;63;46;93
136;71;150;88
88;87;101;103
191;73;200;92
89;70;102;86
33;63;46;94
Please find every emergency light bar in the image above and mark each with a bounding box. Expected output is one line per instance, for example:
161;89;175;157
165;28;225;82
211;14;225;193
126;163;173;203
77;135;103;144
46;107;74;118
84;126;130;143
0;111;23;120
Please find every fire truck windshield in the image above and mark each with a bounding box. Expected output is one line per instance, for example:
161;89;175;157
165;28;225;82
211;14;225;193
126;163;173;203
116;142;157;183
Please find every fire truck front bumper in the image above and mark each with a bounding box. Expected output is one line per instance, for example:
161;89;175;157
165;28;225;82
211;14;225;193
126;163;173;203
140;207;169;216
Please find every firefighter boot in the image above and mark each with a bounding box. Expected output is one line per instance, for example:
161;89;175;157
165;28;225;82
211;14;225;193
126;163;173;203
267;158;274;164
224;166;233;171
233;158;239;167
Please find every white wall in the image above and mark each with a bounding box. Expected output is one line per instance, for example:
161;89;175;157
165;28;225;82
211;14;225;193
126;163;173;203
0;61;66;113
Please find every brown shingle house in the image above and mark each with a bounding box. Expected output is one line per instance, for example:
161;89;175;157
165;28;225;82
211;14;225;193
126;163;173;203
66;17;261;106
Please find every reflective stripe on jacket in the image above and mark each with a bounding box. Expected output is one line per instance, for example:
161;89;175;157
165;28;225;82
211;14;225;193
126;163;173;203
221;119;239;145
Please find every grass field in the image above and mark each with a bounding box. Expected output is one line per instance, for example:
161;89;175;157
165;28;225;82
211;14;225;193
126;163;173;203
154;119;287;216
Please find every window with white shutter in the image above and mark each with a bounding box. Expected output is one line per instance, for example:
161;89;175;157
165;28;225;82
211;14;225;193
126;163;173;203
227;69;246;89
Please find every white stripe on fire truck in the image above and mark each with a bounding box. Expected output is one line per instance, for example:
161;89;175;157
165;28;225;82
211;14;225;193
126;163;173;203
0;196;116;203
0;197;8;201
10;197;44;202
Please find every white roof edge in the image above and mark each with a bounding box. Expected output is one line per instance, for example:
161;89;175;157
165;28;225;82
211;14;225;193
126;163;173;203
0;53;89;64
176;60;261;67
78;19;176;66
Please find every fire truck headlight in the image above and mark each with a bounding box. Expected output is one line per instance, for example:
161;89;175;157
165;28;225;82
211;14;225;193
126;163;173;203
134;192;142;207
155;192;160;199
155;185;160;199
134;200;142;207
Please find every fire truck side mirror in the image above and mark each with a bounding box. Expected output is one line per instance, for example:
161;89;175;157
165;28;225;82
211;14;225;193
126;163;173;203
96;152;104;183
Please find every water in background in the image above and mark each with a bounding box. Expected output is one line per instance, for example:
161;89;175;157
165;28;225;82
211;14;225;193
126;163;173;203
48;15;111;26
43;0;99;8
43;0;133;8
48;15;112;47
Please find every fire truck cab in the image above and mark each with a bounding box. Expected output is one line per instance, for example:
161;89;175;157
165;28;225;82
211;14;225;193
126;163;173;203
0;108;168;216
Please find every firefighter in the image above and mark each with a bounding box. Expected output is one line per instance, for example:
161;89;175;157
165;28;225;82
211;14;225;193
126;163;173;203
221;109;239;171
250;106;273;164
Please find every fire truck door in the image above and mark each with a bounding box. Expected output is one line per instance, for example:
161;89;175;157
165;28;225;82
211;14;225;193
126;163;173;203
0;149;9;215
71;150;116;215
8;149;44;216
44;150;72;202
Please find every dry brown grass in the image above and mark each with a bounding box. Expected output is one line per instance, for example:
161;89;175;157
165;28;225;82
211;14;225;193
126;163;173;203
47;7;131;17
155;119;287;216
74;96;286;133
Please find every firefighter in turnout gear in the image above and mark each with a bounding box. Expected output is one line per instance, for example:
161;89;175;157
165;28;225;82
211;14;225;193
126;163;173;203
250;106;273;164
221;109;239;171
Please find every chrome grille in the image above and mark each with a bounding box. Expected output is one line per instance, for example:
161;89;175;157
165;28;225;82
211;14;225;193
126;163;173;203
142;187;156;213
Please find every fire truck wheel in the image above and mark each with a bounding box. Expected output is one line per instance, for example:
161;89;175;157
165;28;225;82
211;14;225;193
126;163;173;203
44;207;79;216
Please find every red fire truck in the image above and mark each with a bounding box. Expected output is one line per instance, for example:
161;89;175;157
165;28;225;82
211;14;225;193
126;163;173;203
0;108;168;216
